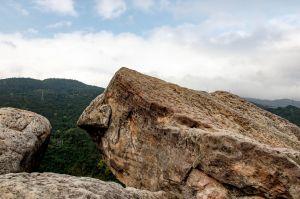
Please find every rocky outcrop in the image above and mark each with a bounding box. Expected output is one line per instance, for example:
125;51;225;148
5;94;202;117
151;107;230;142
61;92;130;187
78;68;300;199
0;106;169;199
0;172;169;199
0;107;51;174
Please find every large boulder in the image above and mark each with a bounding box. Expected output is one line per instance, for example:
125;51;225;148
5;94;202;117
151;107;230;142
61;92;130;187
0;172;168;199
78;68;300;199
0;107;51;174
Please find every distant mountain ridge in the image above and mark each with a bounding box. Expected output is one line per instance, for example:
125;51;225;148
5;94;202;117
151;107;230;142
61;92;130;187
264;105;300;127
0;77;99;93
246;97;300;108
0;77;103;131
245;97;300;127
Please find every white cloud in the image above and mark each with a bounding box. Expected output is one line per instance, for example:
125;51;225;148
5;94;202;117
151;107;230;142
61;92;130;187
1;16;300;100
131;0;155;10
46;21;72;29
33;0;77;16
25;28;39;35
9;2;29;16
96;0;126;19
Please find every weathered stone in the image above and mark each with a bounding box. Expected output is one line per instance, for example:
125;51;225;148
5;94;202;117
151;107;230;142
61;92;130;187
0;107;51;174
78;67;300;199
0;172;169;199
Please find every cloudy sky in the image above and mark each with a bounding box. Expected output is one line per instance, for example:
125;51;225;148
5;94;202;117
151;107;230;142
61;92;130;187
1;0;300;100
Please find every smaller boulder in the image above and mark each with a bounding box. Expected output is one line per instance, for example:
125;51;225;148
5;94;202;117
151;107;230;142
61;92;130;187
0;107;51;174
0;172;170;199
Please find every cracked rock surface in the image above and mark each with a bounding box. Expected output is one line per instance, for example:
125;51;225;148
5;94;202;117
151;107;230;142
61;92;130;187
0;172;168;199
78;68;300;199
0;107;51;174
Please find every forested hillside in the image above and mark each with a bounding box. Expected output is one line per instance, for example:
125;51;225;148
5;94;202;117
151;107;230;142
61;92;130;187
266;105;300;127
0;78;116;181
248;99;300;127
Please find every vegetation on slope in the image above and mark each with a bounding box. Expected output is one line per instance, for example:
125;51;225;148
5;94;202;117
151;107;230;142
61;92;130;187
265;105;300;127
0;78;116;181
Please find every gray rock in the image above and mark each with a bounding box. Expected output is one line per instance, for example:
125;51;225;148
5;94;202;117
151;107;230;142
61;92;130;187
0;107;51;174
0;172;169;199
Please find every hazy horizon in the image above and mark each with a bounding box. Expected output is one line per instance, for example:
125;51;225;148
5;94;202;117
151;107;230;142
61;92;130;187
1;0;300;100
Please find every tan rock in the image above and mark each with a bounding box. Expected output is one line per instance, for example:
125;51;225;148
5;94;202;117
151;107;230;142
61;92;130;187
0;172;169;199
0;107;51;174
78;68;300;199
186;169;229;199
